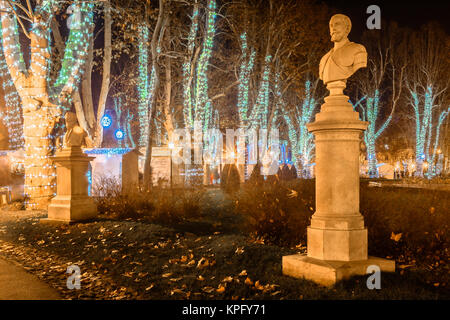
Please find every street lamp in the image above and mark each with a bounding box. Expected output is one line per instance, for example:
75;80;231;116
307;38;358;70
168;142;174;189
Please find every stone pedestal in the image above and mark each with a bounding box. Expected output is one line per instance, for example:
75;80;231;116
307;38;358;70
41;147;97;224
122;149;140;194
282;82;395;286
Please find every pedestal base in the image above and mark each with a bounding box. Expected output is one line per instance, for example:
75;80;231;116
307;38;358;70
282;254;395;286
40;218;96;225
43;196;97;224
307;226;368;261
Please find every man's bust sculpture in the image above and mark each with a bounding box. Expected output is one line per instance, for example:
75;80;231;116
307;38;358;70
319;14;367;93
63;112;91;148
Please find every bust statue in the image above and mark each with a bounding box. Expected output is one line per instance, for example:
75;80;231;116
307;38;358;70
63;112;91;148
319;14;367;94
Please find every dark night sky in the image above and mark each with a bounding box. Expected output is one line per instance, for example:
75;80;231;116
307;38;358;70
319;0;450;40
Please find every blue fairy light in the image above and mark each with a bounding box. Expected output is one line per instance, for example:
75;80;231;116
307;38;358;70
115;129;124;140
101;114;112;128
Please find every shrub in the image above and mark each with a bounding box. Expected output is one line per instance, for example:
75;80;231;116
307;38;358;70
247;162;264;186
93;176;154;220
361;185;449;270
235;179;315;247
220;164;241;194
235;178;449;277
278;164;296;181
94;176;203;224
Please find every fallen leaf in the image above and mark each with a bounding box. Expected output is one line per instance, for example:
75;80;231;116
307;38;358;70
171;289;184;295
187;259;196;266
390;232;402;242
235;247;244;255
202;286;215;293
216;284;226;293
222;276;233;283
245;277;253;285
145;284;154;291
239;270;247;276
170;277;183;282
254;280;264;291
162;272;173;278
122;271;134;278
287;189;298;198
197;257;209;269
197;275;205;281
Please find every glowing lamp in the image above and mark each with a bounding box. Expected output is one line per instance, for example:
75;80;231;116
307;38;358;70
114;129;124;140
101;114;112;128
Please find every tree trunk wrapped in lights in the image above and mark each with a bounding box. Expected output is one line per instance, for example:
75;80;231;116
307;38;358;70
249;54;271;131
193;0;216;133
351;91;394;178
181;0;216;133
405;24;448;178
179;0;216;185
284;80;317;178
137;23;156;149
0;26;22;149
237;32;255;128
0;0;93;208
410;87;449;178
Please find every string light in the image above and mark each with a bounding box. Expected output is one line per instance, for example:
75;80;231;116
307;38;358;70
0;24;23;149
237;32;255;126
182;1;199;129
351;89;393;178
84;148;132;156
193;0;216;134
284;80;316;178
0;0;93;208
249;54;271;130
112;96;135;148
137;24;150;147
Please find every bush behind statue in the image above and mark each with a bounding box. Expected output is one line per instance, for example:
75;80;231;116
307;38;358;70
93;175;203;224
235;179;315;247
235;179;449;277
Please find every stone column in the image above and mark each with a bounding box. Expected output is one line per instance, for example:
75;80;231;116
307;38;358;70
282;81;395;286
41;146;97;224
122;149;140;194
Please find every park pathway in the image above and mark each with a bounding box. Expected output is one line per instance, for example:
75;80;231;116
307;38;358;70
0;257;60;300
0;210;60;300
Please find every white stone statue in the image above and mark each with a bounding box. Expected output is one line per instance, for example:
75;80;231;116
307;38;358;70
319;14;367;93
63;112;92;148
